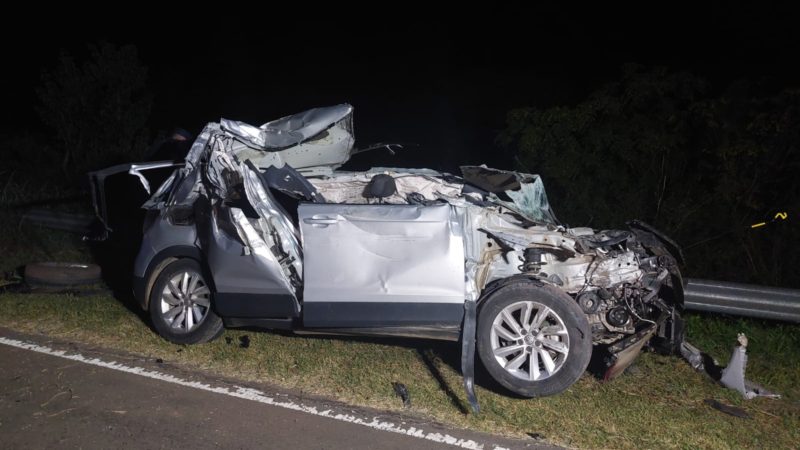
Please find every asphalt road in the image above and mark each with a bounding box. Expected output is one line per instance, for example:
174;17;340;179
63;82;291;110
0;344;462;449
0;338;540;450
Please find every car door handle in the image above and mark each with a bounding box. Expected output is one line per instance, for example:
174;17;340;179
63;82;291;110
303;215;342;225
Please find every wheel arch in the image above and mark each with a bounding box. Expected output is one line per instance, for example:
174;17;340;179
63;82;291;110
135;246;208;311
477;275;587;332
478;274;547;307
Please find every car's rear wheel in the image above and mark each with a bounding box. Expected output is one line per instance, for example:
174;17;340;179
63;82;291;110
477;281;591;397
149;259;223;344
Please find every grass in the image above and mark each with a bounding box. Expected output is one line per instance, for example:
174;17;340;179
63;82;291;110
1;210;799;449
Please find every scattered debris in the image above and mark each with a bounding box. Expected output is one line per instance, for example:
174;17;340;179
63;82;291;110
239;335;250;349
391;382;411;407
40;390;72;408
704;399;751;419
526;432;546;441
680;341;713;373
719;334;780;399
681;333;780;399
46;408;76;418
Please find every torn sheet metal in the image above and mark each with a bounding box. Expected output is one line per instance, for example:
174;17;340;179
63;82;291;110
221;104;352;149
680;334;780;399
603;326;657;380
125;161;182;195
143;105;355;212
210;207;299;303
719;334;780;399
228;207;299;296
240;162;303;292
205;145;241;202
223;104;355;171
185;123;220;171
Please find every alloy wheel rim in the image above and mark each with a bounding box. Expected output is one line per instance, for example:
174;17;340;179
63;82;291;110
159;270;211;334
490;300;570;381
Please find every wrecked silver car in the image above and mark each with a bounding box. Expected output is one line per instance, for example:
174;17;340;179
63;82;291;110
95;104;686;402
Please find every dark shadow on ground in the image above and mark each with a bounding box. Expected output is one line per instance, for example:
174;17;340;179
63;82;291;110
88;237;150;327
257;328;522;400
85;169;172;329
417;347;470;414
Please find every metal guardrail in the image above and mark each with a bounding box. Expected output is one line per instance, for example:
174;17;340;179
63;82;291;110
20;209;94;234
684;278;800;323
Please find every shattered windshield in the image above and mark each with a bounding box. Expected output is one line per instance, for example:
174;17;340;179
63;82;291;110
460;165;559;225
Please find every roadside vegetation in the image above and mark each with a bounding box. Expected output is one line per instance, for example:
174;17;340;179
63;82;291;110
0;220;798;449
500;65;799;289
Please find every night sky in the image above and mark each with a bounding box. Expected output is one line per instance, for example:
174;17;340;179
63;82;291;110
3;4;799;172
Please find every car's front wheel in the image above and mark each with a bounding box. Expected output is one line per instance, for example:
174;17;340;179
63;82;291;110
149;259;224;344
477;281;592;397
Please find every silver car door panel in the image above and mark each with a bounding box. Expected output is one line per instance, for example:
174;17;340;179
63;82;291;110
300;203;466;327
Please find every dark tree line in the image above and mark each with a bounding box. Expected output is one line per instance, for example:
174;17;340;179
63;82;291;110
35;42;151;181
2;43;151;205
6;47;798;288
500;65;799;287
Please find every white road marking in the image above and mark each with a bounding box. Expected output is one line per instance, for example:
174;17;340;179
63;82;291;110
0;336;509;450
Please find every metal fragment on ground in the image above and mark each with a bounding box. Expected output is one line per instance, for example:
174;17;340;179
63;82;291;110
719;334;780;399
704;399;751;419
682;333;780;399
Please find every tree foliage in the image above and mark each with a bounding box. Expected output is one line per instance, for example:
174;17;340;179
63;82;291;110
36;42;152;179
500;65;799;287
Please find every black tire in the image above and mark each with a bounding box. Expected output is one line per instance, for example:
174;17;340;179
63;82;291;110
149;259;223;345
25;262;102;287
477;281;592;397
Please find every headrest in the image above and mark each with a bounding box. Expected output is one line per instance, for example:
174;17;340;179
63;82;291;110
364;174;397;199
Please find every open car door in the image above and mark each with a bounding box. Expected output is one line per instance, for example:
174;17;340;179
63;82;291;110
88;161;183;240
